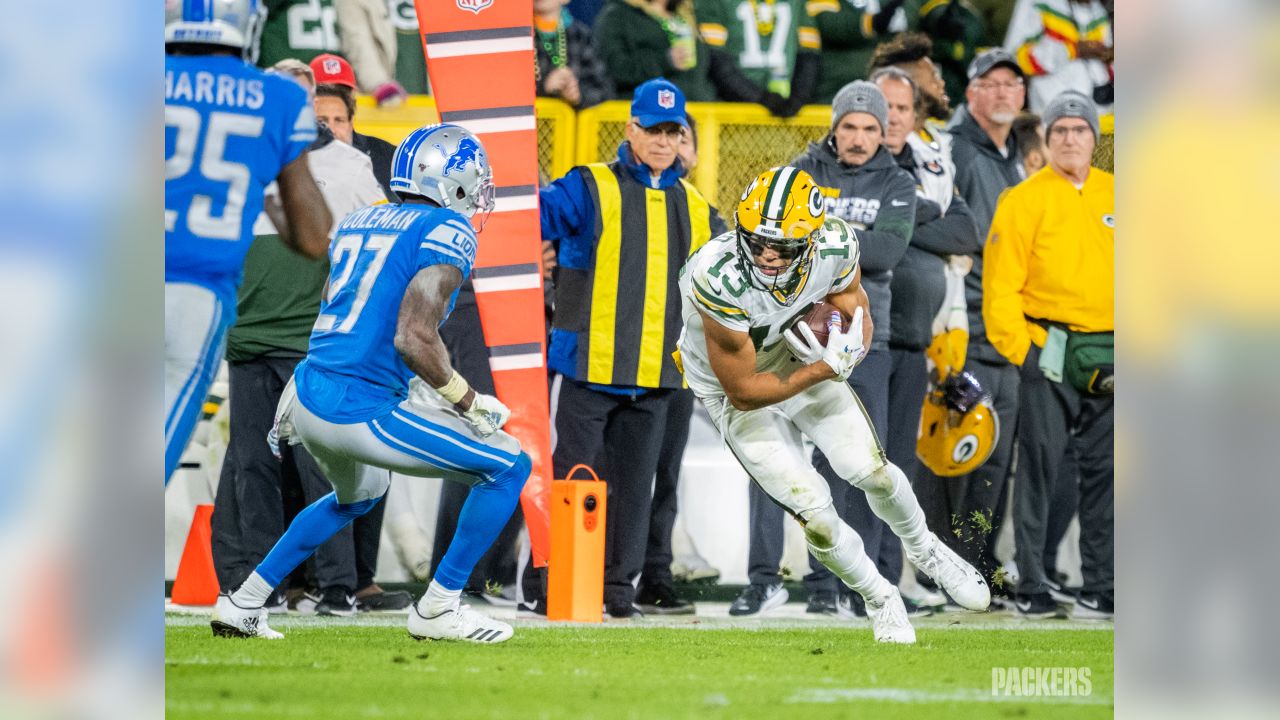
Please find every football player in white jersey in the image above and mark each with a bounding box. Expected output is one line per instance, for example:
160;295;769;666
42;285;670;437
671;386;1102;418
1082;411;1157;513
677;166;991;643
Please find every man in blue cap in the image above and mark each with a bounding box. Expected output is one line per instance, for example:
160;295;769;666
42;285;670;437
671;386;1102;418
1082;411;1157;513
535;78;717;617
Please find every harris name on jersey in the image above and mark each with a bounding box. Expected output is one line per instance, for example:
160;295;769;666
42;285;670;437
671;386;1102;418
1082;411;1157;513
166;67;267;110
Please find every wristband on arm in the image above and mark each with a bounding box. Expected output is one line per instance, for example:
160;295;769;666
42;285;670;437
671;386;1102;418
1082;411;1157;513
434;369;470;405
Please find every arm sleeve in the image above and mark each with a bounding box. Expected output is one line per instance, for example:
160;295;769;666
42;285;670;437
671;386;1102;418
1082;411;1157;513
539;170;592;245
855;169;915;272
981;190;1035;365
797;2;822;51
1005;0;1070;76
910;191;981;256
789;51;821;107
689;273;750;332
807;1;868;51
707;48;768;102
418;216;477;279
697;0;730;48
823;217;861;292
335;0;396;91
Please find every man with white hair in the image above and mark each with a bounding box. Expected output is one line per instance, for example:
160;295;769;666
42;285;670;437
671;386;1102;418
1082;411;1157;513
984;91;1114;619
937;49;1029;590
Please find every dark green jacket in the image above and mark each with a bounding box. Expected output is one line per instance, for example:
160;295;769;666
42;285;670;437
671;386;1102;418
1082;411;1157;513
593;0;771;103
918;0;985;110
809;0;922;103
593;0;717;101
225;234;330;362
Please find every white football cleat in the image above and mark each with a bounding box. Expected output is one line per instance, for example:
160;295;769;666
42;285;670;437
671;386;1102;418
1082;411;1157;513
865;587;916;644
408;602;513;644
211;595;284;640
913;535;991;611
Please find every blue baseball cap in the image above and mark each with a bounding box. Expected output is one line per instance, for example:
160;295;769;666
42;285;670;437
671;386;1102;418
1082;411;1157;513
630;78;689;128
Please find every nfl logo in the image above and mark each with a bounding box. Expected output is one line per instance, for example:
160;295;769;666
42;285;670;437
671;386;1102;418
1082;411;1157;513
323;58;341;75
456;0;493;13
657;89;675;109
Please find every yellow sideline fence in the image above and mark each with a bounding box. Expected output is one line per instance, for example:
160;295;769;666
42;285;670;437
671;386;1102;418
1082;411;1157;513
355;96;1115;208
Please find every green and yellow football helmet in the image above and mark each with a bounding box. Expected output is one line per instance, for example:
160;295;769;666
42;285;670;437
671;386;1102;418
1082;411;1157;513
735;166;827;305
917;371;1000;477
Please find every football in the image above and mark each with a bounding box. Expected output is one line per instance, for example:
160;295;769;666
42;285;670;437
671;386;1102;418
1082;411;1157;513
790;301;850;348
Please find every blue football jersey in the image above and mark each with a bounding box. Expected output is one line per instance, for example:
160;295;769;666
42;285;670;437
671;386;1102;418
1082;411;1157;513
164;54;316;300
295;203;478;423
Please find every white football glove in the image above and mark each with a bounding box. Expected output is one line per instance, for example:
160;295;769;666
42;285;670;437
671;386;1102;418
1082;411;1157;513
821;307;864;381
784;321;825;364
463;392;511;437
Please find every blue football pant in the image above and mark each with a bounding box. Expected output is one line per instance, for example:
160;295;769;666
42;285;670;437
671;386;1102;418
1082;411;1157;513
254;379;531;590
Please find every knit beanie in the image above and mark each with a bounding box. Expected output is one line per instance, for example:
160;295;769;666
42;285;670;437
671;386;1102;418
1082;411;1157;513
1042;90;1100;139
831;80;888;134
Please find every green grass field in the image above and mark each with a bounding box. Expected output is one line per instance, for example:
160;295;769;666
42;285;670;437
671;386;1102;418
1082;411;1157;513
166;612;1113;719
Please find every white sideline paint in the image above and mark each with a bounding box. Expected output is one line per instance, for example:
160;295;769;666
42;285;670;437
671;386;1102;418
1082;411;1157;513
166;603;1112;633
786;687;1112;706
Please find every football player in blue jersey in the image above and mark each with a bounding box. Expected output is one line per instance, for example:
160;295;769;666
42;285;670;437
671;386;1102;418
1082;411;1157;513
213;124;532;644
165;0;333;484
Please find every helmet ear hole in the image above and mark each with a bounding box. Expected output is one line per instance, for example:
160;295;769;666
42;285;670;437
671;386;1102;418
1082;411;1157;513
456;186;466;200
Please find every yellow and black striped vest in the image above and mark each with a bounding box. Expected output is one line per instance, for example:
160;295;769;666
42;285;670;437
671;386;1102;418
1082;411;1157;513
553;162;711;388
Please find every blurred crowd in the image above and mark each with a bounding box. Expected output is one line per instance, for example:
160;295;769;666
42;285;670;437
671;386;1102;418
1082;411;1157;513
195;0;1113;620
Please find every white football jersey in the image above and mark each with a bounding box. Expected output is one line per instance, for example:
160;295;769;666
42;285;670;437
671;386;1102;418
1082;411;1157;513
907;123;957;214
677;216;861;398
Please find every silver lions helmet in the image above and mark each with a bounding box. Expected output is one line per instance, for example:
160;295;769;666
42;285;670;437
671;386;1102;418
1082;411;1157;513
164;0;267;64
390;124;496;228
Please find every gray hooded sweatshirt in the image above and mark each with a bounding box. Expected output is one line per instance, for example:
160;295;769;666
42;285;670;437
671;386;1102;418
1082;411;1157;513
792;139;916;349
947;105;1025;364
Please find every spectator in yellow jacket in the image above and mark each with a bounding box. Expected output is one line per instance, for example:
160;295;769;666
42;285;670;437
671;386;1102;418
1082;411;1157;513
983;90;1113;619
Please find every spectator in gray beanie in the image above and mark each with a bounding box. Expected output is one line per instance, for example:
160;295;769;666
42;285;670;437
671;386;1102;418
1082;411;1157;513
1042;89;1100;139
831;80;889;135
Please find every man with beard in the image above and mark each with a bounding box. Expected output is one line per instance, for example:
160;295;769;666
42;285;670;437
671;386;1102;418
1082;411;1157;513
868;32;954;124
937;48;1029;597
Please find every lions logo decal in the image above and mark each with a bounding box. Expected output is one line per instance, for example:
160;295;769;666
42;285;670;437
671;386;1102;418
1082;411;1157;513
437;137;484;177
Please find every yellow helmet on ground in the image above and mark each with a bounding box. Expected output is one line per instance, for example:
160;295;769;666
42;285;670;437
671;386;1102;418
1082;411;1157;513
917;371;1000;477
735;166;827;304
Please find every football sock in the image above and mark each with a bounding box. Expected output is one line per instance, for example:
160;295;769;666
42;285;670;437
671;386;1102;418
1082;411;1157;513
249;492;383;591
417;580;463;617
432;452;531;591
807;521;892;601
230;572;275;609
863;463;932;558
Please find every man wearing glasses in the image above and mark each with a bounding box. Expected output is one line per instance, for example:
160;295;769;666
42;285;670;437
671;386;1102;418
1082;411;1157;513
983;91;1113;619
936;48;1030;601
537;78;716;618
